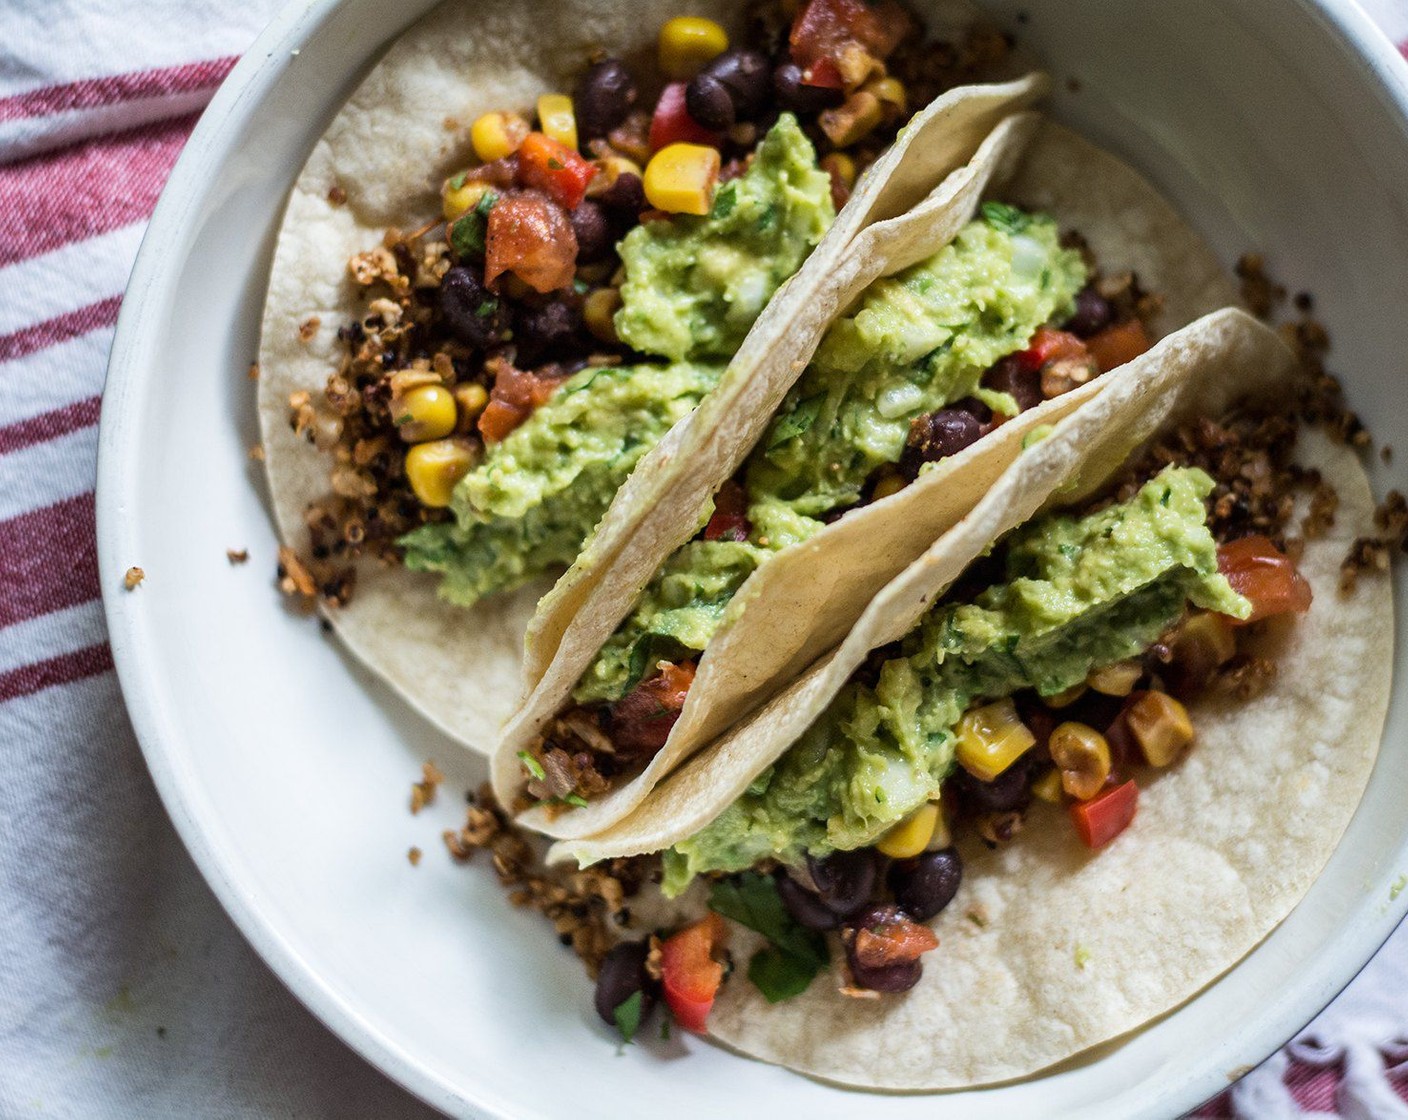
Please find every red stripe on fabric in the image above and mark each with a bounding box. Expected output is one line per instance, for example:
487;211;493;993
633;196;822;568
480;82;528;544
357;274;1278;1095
0;643;112;703
0;57;237;123
0;297;122;364
1399;40;1408;62
1286;1060;1338;1111
0;493;100;629
0;396;101;455
0;114;196;266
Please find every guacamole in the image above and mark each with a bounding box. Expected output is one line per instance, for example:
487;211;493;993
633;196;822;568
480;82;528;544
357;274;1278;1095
614;114;835;362
661;467;1248;893
402;116;835;606
400;361;719;603
577;208;1088;703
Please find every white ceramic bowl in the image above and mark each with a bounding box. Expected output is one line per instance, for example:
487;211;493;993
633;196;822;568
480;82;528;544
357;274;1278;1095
98;2;1408;1116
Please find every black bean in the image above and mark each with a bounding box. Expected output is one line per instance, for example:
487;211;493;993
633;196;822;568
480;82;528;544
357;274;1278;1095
575;58;637;142
570;200;612;263
888;848;963;921
597;171;646;218
709;51;777;118
776;873;841;930
686;73;737;131
949;752;1034;813
514;300;581;366
842;904;925;993
594;940;657;1027
981;353;1043;412
900;407;988;480
1066;286;1115;338
807;849;877;917
774;62;845;112
438;265;502;350
849;955;923;992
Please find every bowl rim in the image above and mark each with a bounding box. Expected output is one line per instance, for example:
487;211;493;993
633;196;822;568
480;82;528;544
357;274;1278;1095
96;1;1408;1116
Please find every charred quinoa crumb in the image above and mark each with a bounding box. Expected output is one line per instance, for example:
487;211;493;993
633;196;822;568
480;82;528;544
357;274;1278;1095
410;761;444;814
408;846;423;866
123;566;145;590
1236;252;1286;319
444;783;654;975
226;548;250;565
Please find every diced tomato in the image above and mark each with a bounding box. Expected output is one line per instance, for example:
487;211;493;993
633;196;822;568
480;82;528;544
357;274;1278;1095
852;915;940;969
515;132;594;210
478;358;567;443
1217;536;1314;624
790;0;912;88
649;82;721;151
607;661;697;758
1086;318;1153;372
1070;779;1139;849
1014;326;1091;373
483;190;578;293
702;480;750;542
660;913;728;1032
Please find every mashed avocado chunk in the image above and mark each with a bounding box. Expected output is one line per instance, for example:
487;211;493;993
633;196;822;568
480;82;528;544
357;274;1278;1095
661;468;1247;893
577;207;1087;702
750;209;1087;517
400;361;720;604
614;114;834;362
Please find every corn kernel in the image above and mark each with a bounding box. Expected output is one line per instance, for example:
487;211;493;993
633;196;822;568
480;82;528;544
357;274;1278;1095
536;93;578;151
819;91;884;148
404;438;477;508
658;16;729;79
955;698;1036;783
586;155;644;199
442;177;492;222
1049;722;1112;801
583;287;623;344
643;142;720;215
864;75;908;119
452;383;489;434
1044;681;1088;708
876;802;939;859
819;152;856;190
1031;768;1064;803
470;110;529;163
1087;659;1143;697
871;471;905;501
1126;691;1194;767
394;385;458;443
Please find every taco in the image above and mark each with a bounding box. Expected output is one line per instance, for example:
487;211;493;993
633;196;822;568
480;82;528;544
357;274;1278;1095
257;0;1036;752
493;110;1238;837
549;307;1391;1088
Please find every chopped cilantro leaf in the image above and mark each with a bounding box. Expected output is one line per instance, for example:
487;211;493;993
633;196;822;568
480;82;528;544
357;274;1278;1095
980;200;1033;236
394;412;413;426
448;171;467;191
766;393;824;450
474;298;499;319
613;990;643;1044
517;750;546;781
709;873;829;1002
564;793;590;808
547;158;564;170
449;190;499;258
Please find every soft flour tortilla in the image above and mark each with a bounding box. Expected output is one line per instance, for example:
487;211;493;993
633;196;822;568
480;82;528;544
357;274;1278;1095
258;0;1027;753
558;309;1392;1089
497;115;1241;837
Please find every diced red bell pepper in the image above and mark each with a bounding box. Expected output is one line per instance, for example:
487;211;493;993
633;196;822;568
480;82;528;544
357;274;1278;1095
607;660;697;758
483;190;579;293
852;914;939;969
478;358;567;443
660;912;728;1032
1217;536;1313;624
1070;779;1139;849
1014;326;1092;373
649;82;720;152
702;480;750;542
1085;318;1153;372
515;132;594;211
790;0;912;88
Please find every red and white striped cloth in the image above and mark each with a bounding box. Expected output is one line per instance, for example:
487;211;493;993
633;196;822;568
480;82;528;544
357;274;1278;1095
0;2;1405;1117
